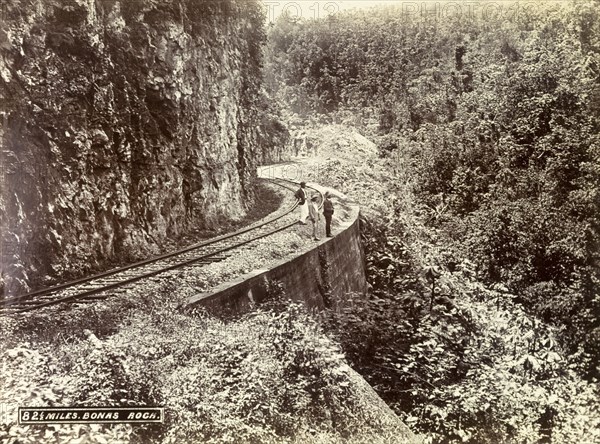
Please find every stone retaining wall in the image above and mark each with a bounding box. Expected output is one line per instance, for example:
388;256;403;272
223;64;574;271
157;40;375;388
186;205;366;314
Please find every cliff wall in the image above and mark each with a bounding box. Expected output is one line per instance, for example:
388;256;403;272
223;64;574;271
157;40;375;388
0;0;265;294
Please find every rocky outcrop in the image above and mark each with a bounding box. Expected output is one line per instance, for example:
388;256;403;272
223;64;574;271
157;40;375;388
0;0;265;294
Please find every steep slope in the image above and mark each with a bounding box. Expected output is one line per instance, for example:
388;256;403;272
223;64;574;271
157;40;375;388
0;0;264;294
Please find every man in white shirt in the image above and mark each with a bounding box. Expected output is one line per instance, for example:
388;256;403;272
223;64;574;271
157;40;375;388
308;195;320;240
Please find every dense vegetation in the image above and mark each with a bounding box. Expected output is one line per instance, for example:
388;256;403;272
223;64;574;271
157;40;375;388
2;2;598;443
266;1;600;442
1;287;416;443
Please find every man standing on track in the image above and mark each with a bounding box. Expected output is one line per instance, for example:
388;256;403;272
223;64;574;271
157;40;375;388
295;181;308;224
323;191;334;237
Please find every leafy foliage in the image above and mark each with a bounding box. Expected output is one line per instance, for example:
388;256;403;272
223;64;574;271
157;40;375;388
1;289;415;443
328;192;600;444
266;0;600;380
276;121;600;443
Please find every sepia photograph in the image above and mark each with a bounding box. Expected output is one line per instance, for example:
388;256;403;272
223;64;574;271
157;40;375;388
0;0;599;442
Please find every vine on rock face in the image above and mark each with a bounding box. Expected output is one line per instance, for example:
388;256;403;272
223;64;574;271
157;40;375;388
317;247;333;308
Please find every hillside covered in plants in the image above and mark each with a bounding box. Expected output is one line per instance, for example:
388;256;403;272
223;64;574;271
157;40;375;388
266;1;600;442
1;1;599;443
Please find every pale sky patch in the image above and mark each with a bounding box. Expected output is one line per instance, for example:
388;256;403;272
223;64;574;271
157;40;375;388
262;0;405;23
261;0;562;24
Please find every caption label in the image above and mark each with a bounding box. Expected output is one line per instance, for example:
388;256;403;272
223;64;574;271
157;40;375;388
19;407;164;424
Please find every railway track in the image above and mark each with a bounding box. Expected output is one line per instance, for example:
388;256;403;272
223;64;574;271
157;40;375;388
1;178;322;315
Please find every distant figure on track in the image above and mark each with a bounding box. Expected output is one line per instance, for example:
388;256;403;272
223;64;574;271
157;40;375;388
308;195;321;241
323;192;334;237
293;131;306;157
295;181;308;224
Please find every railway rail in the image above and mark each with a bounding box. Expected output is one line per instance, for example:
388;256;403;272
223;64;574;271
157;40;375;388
1;178;322;315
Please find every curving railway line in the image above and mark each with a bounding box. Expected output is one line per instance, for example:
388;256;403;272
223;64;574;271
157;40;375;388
0;178;322;315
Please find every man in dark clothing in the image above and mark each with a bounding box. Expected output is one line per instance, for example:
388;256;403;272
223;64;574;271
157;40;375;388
295;182;308;223
323;192;334;237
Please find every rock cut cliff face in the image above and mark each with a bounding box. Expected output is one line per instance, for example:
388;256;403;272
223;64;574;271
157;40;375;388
0;0;265;294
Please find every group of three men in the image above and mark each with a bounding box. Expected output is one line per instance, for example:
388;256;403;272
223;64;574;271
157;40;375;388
295;182;334;241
